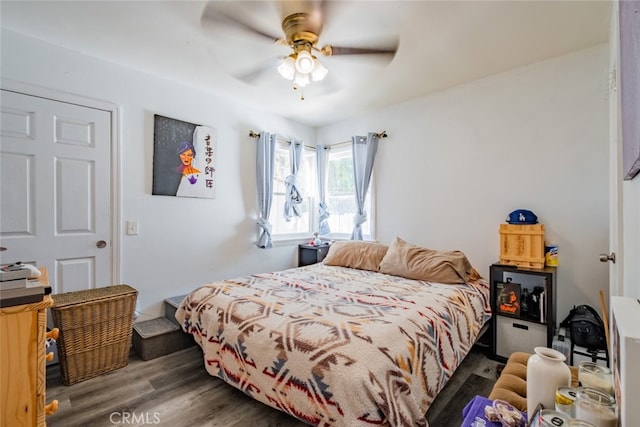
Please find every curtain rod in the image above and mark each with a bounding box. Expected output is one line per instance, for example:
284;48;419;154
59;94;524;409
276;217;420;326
249;130;388;143
333;131;389;145
248;130;317;149
248;130;290;144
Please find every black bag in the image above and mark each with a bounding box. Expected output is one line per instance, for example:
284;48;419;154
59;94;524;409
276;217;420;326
560;304;606;351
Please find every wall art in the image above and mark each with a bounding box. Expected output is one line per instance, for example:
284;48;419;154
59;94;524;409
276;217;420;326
620;0;639;180
152;114;217;198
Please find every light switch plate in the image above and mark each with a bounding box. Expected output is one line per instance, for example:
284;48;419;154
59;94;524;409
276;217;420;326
126;220;139;235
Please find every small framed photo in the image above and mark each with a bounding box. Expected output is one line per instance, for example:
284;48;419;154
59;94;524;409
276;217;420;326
496;281;522;318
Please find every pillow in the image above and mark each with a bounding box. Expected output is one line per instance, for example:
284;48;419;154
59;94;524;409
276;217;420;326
322;241;389;271
378;237;473;284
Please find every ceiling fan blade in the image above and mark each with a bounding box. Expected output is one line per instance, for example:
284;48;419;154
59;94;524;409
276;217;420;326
201;2;281;44
318;0;337;27
234;59;279;84
327;45;398;56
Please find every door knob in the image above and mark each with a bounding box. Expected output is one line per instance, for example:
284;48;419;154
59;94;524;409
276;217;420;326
96;240;107;249
599;253;616;263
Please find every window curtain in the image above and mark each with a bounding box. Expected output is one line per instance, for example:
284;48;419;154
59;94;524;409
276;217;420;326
283;140;304;221
316;145;331;235
256;132;276;248
350;133;379;240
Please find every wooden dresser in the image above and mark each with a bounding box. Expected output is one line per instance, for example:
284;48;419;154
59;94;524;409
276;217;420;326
0;269;57;426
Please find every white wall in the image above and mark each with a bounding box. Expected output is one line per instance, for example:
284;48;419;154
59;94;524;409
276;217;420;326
1;28;616;322
318;45;611;319
1;29;315;319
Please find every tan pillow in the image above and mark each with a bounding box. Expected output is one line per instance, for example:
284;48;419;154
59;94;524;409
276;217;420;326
378;237;473;284
322;241;389;271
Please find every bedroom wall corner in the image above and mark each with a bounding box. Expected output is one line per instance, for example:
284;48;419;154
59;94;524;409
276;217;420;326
0;29;316;319
317;44;610;320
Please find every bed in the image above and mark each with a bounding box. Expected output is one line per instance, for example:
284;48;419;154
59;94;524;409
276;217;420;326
175;238;491;426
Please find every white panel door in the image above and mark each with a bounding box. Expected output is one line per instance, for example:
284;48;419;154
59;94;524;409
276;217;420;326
0;90;112;293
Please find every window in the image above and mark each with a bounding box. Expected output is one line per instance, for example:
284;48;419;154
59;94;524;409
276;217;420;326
325;144;373;240
269;141;316;240
269;141;373;242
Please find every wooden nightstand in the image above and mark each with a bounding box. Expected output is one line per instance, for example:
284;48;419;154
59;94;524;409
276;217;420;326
298;244;331;267
489;263;557;362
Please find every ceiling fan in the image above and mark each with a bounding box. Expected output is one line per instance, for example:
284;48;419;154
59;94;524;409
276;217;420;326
201;1;399;98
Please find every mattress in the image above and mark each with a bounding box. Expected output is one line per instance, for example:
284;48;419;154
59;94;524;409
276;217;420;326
175;263;491;426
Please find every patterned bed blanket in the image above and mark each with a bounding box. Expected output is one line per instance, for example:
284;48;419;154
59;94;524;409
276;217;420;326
175;264;491;426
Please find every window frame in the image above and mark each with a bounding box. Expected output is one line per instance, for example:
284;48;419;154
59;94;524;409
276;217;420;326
268;140;376;245
321;142;375;242
270;140;317;245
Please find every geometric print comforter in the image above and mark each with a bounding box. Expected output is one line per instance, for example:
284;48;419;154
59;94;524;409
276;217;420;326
175;263;491;427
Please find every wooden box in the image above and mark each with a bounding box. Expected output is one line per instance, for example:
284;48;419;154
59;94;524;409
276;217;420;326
499;224;545;269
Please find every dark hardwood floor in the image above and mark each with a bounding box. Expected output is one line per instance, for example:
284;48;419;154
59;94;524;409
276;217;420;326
46;342;499;427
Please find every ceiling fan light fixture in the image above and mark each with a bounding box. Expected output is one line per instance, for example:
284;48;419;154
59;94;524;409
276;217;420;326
294;50;315;74
293;71;310;88
310;59;328;81
277;55;296;80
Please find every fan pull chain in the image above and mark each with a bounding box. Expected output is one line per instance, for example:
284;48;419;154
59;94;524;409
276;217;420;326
292;84;305;101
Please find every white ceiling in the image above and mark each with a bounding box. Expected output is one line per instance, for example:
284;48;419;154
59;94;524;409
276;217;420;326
1;1;612;127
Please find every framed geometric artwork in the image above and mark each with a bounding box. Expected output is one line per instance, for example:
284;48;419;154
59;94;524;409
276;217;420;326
152;114;217;198
620;0;640;180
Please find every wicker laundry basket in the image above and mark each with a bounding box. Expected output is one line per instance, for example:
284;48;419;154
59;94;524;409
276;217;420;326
51;285;137;385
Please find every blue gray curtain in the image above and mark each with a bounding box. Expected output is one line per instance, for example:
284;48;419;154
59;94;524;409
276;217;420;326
351;133;379;240
284;140;304;221
316;145;331;235
256;132;276;248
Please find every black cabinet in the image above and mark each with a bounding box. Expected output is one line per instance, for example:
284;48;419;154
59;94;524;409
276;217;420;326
298;244;330;267
490;263;557;362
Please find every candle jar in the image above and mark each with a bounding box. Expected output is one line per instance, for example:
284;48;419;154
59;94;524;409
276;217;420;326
578;362;614;396
575;387;618;427
528;409;570;427
555;386;578;417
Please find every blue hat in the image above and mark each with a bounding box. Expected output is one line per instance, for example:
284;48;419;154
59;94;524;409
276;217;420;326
506;209;538;224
